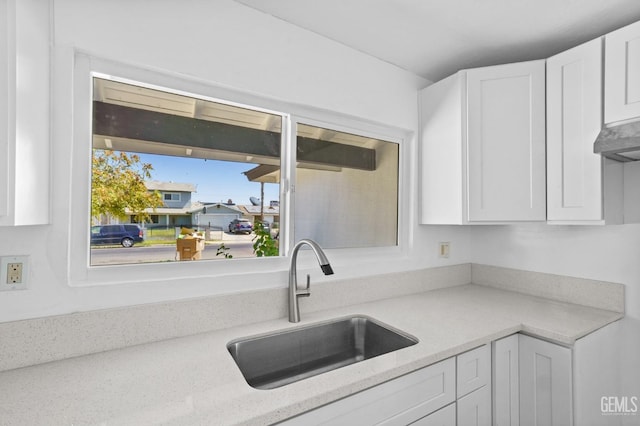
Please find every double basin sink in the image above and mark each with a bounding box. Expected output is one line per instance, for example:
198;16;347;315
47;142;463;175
227;316;418;390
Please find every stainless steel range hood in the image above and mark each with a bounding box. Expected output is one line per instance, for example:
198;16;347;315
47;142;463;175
594;121;640;161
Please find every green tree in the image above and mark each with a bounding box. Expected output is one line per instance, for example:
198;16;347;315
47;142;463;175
252;221;279;257
91;150;163;223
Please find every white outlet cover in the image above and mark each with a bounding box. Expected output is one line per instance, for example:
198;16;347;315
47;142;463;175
439;242;450;258
0;255;29;291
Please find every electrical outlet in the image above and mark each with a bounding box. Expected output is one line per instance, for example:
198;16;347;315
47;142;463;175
0;256;28;291
7;263;23;283
439;242;450;258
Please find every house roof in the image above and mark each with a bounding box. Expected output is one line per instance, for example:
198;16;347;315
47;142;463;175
128;202;244;216
145;181;196;193
239;204;280;216
191;202;243;215
145;207;192;215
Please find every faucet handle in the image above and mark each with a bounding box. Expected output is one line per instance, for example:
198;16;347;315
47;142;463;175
298;274;311;297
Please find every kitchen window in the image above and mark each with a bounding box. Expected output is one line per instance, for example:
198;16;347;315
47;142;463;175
90;76;284;266
87;75;401;267
294;123;399;248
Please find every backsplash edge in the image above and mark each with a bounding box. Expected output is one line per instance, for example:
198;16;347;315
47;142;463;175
0;264;471;372
471;263;625;313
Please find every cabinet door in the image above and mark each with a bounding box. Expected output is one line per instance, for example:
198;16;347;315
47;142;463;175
547;38;604;222
457;344;490;398
411;403;456;426
457;385;491;426
0;0;8;221
492;335;519;426
466;60;546;222
279;358;455;426
519;335;572;426
605;20;640;124
0;0;50;226
418;73;465;225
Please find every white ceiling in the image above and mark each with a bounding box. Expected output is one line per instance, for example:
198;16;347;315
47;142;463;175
235;0;640;82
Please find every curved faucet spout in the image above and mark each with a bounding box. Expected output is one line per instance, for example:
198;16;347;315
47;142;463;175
288;239;334;323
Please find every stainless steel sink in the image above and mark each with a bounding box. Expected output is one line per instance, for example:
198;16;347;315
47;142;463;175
227;315;418;389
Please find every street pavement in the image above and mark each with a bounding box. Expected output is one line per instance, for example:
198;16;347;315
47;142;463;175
90;232;258;265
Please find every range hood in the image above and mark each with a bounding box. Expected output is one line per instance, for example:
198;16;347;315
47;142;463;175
594;121;640;161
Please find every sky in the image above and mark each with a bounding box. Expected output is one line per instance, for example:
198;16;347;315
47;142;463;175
137;153;279;206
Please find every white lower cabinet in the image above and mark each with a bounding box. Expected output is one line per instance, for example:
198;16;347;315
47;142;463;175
279;345;491;425
458;385;492;426
457;344;491;398
519;335;572;426
280;334;577;426
493;334;572;426
278;358;456;425
411;403;456;426
457;344;492;426
492;335;519;426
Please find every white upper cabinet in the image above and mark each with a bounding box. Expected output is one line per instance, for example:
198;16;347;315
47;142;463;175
419;60;546;224
604;19;640;124
466;61;546;222
418;72;466;224
547;38;622;224
0;0;10;225
0;0;50;226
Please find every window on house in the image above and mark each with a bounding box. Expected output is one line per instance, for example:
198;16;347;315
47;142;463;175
295;123;399;248
88;76;400;267
90;77;282;266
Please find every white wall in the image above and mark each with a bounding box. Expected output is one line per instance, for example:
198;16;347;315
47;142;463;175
471;223;640;319
0;0;472;323
472;223;640;411
1;0;631;330
2;1;633;404
295;140;398;248
56;0;423;131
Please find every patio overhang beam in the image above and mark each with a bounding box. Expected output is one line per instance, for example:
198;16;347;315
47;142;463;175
93;101;376;171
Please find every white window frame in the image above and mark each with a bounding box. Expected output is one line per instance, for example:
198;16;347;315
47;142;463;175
65;50;411;288
163;193;181;202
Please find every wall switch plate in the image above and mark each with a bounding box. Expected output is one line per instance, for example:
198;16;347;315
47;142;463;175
439;242;450;258
0;256;28;290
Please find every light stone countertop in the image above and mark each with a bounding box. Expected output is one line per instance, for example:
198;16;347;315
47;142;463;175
0;284;623;426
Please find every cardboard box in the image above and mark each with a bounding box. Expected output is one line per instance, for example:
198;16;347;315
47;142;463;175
176;237;205;261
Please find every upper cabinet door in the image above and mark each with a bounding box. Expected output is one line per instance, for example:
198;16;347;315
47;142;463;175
419;61;546;225
547;38;605;222
466;60;546;222
418;73;466;225
0;0;10;222
0;0;50;226
605;20;640;124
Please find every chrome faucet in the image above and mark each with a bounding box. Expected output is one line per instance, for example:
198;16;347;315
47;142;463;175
288;239;334;323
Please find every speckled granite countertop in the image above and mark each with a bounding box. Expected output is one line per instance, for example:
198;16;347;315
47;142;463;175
0;284;623;425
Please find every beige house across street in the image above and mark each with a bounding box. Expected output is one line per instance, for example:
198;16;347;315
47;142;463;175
124;181;274;231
